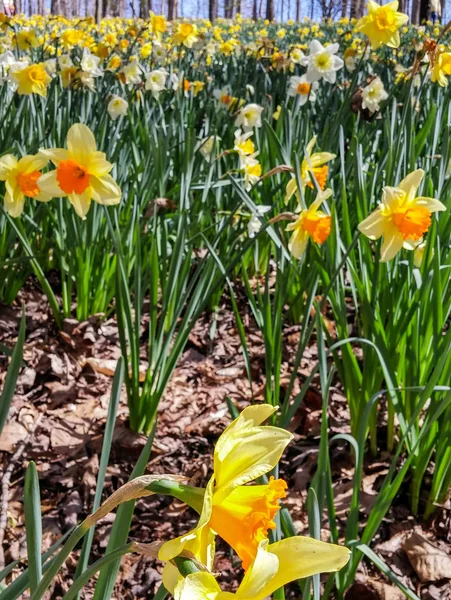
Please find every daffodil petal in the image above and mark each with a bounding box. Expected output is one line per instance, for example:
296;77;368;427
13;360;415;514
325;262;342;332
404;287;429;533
39;148;70;165
38;171;64;198
310;152;336;167
90;174;122;205
380;230;404;262
213;426;292;501
67;123;97;164
0;154;18;179
289;228;309;259
244;537;350;600
235;539;279;599
17;154;48;173
415;197;446;212
398;169;424;199
358;209;386;240
3;186;24;218
174;572;221;600
68;190;92;220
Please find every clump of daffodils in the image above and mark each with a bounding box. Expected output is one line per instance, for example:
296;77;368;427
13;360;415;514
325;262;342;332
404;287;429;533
361;76;388;113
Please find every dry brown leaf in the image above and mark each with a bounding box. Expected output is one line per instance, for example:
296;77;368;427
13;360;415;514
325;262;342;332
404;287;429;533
0;421;28;452
403;532;451;582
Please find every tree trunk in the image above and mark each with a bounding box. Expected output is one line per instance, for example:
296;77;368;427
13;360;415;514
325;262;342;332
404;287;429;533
414;0;420;22
139;0;149;18
167;0;175;19
209;0;217;21
419;0;429;21
266;0;274;20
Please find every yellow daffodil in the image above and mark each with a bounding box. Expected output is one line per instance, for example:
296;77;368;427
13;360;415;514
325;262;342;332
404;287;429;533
172;537;350;600
354;1;409;49
173;22;198;48
286;188;333;259
159;405;292;577
10;63;52;97
0;153;52;217
285;136;335;204
431;52;451;87
38;123;121;219
358;169;445;262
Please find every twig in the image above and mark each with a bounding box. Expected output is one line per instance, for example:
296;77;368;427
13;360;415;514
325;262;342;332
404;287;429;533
0;414;43;569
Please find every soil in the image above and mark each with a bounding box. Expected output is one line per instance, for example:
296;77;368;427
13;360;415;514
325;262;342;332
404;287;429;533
1;281;451;599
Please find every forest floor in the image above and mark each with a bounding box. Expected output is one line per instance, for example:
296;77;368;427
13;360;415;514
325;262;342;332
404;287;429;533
1;282;451;600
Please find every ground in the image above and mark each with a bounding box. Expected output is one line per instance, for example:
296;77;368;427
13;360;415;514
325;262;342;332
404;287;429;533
1;282;451;599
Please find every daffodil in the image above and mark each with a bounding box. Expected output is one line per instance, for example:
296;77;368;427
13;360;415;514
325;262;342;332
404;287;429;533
159;405;292;578
354;1;409;49
285;136;335;203
38;123;121;219
10;63;51;97
361;76;388;113
173;22;198;48
286;189;333;259
235;103;264;132
303;40;344;84
107;95;128;120
358;169;445;262
431;52;451;87
287;74;318;105
0;153;52;217
172;537;350;600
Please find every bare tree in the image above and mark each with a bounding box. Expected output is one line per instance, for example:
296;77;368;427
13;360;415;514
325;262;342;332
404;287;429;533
316;0;342;19
266;0;274;20
296;0;300;20
209;0;218;20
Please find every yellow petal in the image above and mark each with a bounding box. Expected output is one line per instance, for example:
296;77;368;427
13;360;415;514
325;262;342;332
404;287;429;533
213;426;292;502
358;208;386;240
398;169;424;201
67;123;97;165
17;154;48;173
380;228;404;262
311;188;332;210
0;154;18;180
289;228;309;259
174;572;221;600
3;185;24;218
90;174;121;205
86;151;114;177
305;135;317;157
415;197;446;212
310;152;336;168
68;189;92;220
39;148;70;165
235;539;279;598
159;477;215;565
381;186;404;208
285;177;298;205
38;171;65;198
240;537;350;600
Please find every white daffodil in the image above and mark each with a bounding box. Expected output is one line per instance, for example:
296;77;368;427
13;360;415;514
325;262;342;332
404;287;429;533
235;103;264;132
107;95;129;120
303;40;344;84
361;77;388;114
145;68;168;97
287;74;318;105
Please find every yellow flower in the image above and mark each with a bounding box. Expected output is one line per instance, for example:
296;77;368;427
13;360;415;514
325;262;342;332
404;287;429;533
431;52;451;87
273;105;282;120
285;136;335;204
15;29;39;50
173;22;198;48
11;64;52;97
0;153;52;217
172;537;349;600
192;80;205;95
354;0;409;49
38;124;121;219
159;405;292;576
286;189;333;259
150;12;167;35
358;169;445;262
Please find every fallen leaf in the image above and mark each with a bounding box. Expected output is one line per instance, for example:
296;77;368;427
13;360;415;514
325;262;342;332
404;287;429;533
403;532;451;582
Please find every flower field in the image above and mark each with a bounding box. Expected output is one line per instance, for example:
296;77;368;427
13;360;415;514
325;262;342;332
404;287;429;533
2;4;451;599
